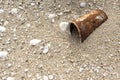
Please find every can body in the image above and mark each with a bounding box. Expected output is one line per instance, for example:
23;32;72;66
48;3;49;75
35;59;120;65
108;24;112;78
70;9;108;42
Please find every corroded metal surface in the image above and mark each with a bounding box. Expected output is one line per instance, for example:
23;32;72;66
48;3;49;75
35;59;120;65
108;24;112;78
70;9;108;42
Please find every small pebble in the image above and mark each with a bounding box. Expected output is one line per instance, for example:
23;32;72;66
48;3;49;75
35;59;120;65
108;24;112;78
28;74;32;78
59;22;69;32
4;20;9;26
30;39;41;46
39;64;43;68
0;51;8;58
43;76;48;80
79;67;84;72
26;23;31;27
58;12;63;16
0;34;4;37
48;13;56;22
7;63;12;68
10;8;18;14
24;68;29;72
80;2;86;8
11;72;15;76
0;9;4;13
43;43;50;54
48;14;56;19
31;2;35;6
0;26;6;32
13;37;18;41
7;77;15;80
118;42;120;44
48;75;54;80
18;6;24;10
7;48;11;52
36;74;41;79
93;0;97;3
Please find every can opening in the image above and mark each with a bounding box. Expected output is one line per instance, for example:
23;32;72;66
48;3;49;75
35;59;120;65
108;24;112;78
70;23;81;41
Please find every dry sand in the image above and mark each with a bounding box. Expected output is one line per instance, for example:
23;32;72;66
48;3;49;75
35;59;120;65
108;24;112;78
0;0;120;80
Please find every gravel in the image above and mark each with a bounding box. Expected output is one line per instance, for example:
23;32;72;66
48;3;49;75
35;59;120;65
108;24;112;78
30;39;41;46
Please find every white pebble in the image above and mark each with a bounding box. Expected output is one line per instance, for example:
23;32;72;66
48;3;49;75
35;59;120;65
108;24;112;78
80;2;86;8
0;26;6;32
58;12;63;16
43;76;48;80
48;75;54;80
24;68;29;72
18;6;24;10
93;0;97;3
43;47;49;54
26;23;31;27
31;2;35;6
48;14;56;19
28;74;32;78
48;13;56;22
30;39;41;46
0;34;4;37
7;77;14;80
7;63;12;68
36;74;41;79
39;64;43;68
59;22;69;32
10;8;18;14
0;9;4;13
43;43;50;54
79;67;84;72
118;42;120;44
13;37;18;41
4;20;9;26
0;51;8;58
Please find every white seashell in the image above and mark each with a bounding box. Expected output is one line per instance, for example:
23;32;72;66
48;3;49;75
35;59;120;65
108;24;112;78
30;39;41;46
0;51;8;58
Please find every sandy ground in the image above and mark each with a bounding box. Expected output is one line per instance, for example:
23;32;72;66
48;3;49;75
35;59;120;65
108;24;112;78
0;0;120;80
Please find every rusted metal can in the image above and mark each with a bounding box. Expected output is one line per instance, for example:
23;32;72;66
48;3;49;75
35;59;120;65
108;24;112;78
70;9;108;42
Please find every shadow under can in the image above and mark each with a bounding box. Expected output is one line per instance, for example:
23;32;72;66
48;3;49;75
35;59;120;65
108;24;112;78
70;9;108;42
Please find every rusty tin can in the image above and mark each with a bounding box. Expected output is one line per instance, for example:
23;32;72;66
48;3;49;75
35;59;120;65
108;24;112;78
70;9;108;42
